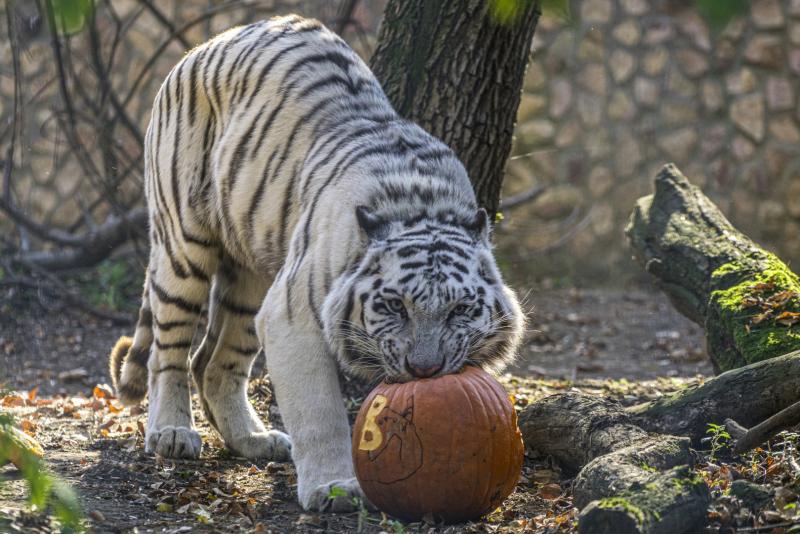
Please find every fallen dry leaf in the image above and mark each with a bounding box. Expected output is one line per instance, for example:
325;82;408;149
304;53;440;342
538;483;562;500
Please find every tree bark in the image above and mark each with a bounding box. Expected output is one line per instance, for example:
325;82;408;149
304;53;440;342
625;164;800;371
370;0;541;216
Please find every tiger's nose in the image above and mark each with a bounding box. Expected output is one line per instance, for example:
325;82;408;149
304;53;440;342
407;362;443;378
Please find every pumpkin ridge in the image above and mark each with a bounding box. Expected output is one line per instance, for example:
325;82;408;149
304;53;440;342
450;368;480;518
478;370;518;512
462;369;496;516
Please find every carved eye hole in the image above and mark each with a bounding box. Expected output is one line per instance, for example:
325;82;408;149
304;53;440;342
386;298;406;315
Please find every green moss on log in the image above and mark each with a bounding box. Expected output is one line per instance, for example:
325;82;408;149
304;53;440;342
579;466;709;534
707;253;800;370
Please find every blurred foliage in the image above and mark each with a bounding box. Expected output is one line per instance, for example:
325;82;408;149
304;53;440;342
49;0;94;36
79;258;144;312
696;0;749;31
490;0;745;28
0;413;83;532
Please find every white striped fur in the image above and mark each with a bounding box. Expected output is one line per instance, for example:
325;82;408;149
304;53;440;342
109;15;524;512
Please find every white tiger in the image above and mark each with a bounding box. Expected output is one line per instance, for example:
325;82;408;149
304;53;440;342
109;15;524;512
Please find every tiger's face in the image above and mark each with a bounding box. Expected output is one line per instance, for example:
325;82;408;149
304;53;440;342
323;207;524;382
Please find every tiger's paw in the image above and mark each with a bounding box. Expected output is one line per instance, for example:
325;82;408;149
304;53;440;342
227;430;292;461
145;426;202;459
302;477;375;513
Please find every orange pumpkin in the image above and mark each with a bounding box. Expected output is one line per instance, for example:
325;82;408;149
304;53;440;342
352;365;523;523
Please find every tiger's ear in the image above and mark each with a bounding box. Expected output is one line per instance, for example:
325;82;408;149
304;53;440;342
355;206;387;241
465;208;490;243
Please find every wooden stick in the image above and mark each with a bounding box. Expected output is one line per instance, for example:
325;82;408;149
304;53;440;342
725;399;800;454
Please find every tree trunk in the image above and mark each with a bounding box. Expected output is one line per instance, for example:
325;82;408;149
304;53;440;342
625;164;800;372
370;0;541;216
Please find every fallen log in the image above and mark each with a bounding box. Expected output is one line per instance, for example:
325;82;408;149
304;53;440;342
520;393;710;533
630;349;800;443
625;164;800;372
519;164;800;533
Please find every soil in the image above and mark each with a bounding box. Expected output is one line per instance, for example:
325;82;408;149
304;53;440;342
0;285;754;534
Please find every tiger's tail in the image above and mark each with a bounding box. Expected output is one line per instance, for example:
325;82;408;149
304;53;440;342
110;280;153;405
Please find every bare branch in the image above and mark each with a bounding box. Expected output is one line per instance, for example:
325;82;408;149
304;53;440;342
335;0;360;35
10;258;135;325
498;184;547;210
15;207;148;271
725;399;800;454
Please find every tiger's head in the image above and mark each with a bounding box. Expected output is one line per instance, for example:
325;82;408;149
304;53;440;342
323;206;525;383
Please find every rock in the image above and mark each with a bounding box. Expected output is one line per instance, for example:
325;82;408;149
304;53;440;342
751;0;784;29
657;128;697;161
578;27;606;61
588;166;614;197
667;70;696;98
700;124;729;158
715;39;738;69
730;480;773;509
555;119;581;148
578;92;604;126
744;35;784;68
662;100;698;124
524;61;546;91
642;47;669;76
609;49;636;83
766;76;795;111
518;119;555;146
765;146;795;176
722;18;747;40
790;49;800;74
591;203;615;237
787;180;800;217
545;31;574;74
731;135;756;161
634;77;659;107
758;200;786;234
701;80;725;112
790;22;800;45
726;68;758;95
549;78;572;119
620;0;648;16
676;49;709;78
676;11;711;51
730;94;766;142
643;19;674;45
607;90;636;121
517;93;547;122
615;131;642;177
585;128;612;159
769;116;800;143
581;0;613;24
579;64;608;96
533;186;584;220
791;0;800;16
612;19;641;46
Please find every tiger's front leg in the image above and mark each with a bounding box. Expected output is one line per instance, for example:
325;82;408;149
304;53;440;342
256;284;368;513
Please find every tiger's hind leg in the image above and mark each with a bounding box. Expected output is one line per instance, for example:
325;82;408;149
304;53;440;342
145;243;216;459
191;256;291;460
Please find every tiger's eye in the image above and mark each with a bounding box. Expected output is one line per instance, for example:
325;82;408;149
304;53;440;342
386;298;406;314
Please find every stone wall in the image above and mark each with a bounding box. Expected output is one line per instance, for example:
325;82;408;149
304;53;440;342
0;0;381;231
496;0;800;284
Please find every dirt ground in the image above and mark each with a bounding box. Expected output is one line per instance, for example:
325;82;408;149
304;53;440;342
1;286;796;533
